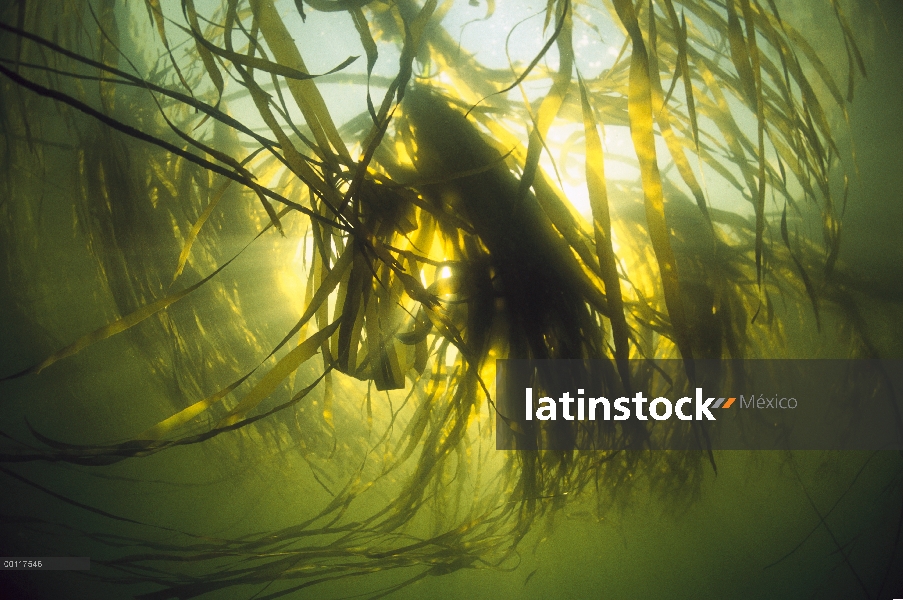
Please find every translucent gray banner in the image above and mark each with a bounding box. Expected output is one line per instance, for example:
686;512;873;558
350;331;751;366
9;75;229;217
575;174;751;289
0;557;90;570
495;360;903;451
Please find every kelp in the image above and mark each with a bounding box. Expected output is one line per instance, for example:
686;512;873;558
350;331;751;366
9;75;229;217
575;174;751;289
0;0;897;597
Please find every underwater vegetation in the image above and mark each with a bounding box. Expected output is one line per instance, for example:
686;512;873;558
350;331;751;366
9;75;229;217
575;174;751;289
0;0;902;598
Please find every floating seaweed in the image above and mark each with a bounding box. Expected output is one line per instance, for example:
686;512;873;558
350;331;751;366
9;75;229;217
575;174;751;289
0;0;901;598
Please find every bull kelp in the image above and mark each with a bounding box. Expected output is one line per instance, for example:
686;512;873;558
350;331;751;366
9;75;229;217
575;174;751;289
1;0;902;598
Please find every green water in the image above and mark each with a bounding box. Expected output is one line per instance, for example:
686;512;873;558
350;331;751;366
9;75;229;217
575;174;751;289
1;0;903;598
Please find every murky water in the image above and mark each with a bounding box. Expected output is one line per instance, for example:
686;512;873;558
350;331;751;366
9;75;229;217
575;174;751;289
1;1;902;598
